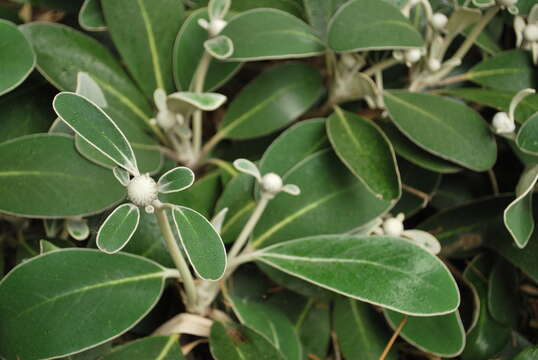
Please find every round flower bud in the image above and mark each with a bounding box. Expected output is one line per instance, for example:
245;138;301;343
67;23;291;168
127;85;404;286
404;48;422;64
261;173;283;194
156;110;176;130
127;174;158;207
496;0;517;7
428;58;441;71
208;19;227;36
492;112;515;134
383;217;404;237
524;24;538;42
431;13;448;30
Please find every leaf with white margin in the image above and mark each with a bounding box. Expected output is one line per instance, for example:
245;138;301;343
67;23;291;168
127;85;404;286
281;184;300;196
208;0;230;21
172;206;227;280
504;165;538;248
79;0;107;31
76;72;107;108
166;92;227;115
211;207;229;234
66;218;90;241
0;249;172;360
53;92;139;175
157;166;195;194
254;234;460;316
233;158;261;182
97;203;140;254
39;240;61;254
402;229;441;255
205;35;234;60
517;113;538;155
113;167;131;186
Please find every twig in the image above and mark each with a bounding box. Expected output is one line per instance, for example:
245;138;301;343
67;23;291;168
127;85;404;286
379;315;407;360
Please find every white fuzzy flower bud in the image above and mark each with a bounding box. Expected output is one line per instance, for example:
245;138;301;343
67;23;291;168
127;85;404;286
404;48;422;64
492;112;516;134
261;173;283;195
383;217;404;237
496;0;518;7
524;24;538;42
209;19;227;36
156;110;176;130
431;13;448;30
127;174;158;207
341;53;358;69
428;58;441;71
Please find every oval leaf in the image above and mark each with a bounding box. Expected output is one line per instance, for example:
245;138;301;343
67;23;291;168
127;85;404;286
517;113;538;155
171;206;226;280
79;0;107;31
101;0;184;97
221;8;324;61
327;108;401;201
158;166;195;193
204;35;234;60
255;235;460;316
0;249;169;360
217;63;323;140
327;0;423;52
102;335;184;360
0;19;35;95
97;203;141;254
384;90;497;171
0;134;125;218
54;92;139;175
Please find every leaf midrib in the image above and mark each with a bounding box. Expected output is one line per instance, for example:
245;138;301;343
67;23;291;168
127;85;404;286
136;0;164;90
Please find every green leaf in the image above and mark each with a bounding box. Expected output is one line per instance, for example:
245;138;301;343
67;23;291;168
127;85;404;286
230;0;304;17
466;50;537;92
217;63;323;140
20;22;153;130
167;91;227;114
0;19;35;95
514;346;538;360
256;235;460;316
101;0;184;97
205;35;234;60
208;0;230;20
333;297;396;360
79;0;106;31
221;8;324;60
488;259;519;327
384;310;465;357
210;321;285;360
303;0;347;40
327;108;401;201
171;206;226;280
102;335;184;360
158;166;195;194
54;92;139;175
0;249;170;360
97;203;141;254
0;78;54;144
66;218;90;240
0;134;125;218
384;90;497;171
229;296;302;360
327;0;423;52
251;150;392;248
379;121;461;174
517;113;538;155
173;9;242;91
504;165;538;248
461;255;511;360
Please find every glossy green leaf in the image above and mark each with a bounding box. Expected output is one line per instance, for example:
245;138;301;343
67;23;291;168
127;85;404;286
333;297;396;360
230;296;302;360
97;203;140;254
171;206;226;280
379;121;461;174
210;321;285;360
158;166;195;194
173;9;242;91
217;63;323;140
0;19;35;95
256;234;460;316
102;335;184;360
101;0;184;97
251;150;392;248
466;50;537;92
221;8;324;60
54;92;139;175
327;108;401;201
79;0;106;31
0;249;170;360
384;310;465;357
327;0;423;52
205;35;234;60
20;22;153;130
488;259;518;327
0;78;54;144
0;134;125;218
384;91;497;171
461;255;511;360
504;165;538;248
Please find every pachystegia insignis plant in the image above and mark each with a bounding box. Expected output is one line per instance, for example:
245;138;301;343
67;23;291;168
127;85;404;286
1;0;538;358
